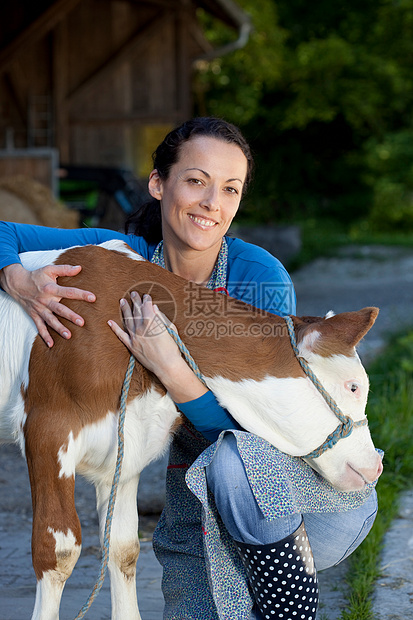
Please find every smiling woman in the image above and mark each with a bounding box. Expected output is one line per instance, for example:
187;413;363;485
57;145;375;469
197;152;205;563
0;117;381;620
147;136;248;282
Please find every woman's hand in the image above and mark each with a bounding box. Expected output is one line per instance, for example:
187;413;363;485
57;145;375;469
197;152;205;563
108;292;207;402
0;263;96;348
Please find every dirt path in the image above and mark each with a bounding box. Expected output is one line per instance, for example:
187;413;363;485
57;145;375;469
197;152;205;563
293;244;413;619
293;245;413;362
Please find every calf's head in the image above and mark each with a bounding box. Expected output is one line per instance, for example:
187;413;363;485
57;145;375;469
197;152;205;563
208;307;382;492
294;307;382;491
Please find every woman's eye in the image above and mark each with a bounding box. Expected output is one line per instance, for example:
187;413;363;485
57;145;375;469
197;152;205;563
225;186;239;195
188;178;203;185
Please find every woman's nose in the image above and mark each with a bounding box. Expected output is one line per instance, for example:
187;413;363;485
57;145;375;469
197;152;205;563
200;187;220;211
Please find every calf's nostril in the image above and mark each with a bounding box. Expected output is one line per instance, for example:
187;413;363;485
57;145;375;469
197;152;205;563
376;460;383;479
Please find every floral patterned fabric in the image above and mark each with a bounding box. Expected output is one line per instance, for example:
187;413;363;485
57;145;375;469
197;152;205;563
151;238;228;291
150;241;379;618
184;429;379;619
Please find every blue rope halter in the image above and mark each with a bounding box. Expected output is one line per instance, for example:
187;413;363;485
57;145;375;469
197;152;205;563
166;317;367;460
283;315;368;460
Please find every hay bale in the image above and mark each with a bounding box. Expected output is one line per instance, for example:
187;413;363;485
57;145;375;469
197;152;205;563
0;188;41;225
0;175;79;228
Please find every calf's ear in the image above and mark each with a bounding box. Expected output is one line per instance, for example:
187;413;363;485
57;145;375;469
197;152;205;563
296;307;379;358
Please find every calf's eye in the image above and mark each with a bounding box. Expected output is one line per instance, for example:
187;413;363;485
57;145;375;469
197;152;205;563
345;380;361;396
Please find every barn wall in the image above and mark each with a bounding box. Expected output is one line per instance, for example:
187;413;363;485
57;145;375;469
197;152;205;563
0;149;58;194
1;36;53;149
0;0;207;177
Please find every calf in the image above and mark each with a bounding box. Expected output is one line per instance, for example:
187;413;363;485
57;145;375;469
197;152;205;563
0;240;382;620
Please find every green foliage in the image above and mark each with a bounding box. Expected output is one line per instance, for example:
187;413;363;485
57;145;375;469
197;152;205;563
194;1;285;125
362;130;413;230
337;330;413;619
285;216;413;270
285;218;349;270
196;0;413;229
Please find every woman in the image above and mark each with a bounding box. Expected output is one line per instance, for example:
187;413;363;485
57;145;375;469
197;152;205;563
0;118;378;620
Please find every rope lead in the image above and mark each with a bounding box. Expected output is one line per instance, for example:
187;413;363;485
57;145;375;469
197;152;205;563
73;354;135;619
74;314;365;617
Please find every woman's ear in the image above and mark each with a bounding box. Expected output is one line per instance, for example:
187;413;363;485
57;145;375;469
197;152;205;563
148;169;163;200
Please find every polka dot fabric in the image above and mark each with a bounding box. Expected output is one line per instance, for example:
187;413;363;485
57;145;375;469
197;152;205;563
184;429;380;618
234;521;318;620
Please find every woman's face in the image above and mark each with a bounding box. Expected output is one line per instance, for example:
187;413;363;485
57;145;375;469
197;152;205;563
148;136;248;254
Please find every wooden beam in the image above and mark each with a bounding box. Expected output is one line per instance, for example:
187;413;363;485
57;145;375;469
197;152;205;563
66;10;171;108
188;18;214;56
69;111;185;124
0;0;83;76
175;8;191;120
128;0;174;7
52;20;70;161
2;72;26;125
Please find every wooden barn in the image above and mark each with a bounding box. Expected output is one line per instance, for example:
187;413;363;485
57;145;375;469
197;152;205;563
0;0;250;184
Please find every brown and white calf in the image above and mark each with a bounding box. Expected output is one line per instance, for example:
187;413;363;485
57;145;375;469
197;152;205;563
0;240;382;620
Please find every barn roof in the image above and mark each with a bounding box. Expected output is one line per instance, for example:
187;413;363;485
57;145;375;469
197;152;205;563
0;0;250;74
0;0;252;177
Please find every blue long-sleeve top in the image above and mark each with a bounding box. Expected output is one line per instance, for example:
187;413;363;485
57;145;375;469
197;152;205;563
0;221;296;440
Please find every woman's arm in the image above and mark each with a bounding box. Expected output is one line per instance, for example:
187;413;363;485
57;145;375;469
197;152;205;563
0;221;133;270
175;392;241;441
0;262;95;347
108;292;240;440
108;259;297;439
108;292;208;402
0;222;138;346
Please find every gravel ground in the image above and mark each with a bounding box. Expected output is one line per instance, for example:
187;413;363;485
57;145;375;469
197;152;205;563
293;245;413;362
1;244;413;619
293;244;413;619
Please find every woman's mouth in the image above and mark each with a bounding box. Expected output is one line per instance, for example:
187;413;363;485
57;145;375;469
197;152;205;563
188;214;217;229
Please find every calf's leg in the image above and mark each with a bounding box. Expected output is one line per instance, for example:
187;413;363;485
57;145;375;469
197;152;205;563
26;439;82;620
95;474;141;620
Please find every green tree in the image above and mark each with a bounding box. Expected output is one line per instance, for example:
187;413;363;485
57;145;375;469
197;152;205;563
194;0;285;125
196;0;413;229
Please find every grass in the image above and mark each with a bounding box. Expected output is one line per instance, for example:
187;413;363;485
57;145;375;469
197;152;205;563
239;215;413;617
337;330;413;619
286;218;413;271
282;216;413;617
287;218;413;618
